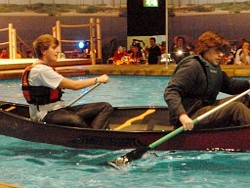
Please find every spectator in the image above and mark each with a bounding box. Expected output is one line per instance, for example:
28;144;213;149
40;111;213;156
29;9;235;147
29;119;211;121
127;45;135;55
0;49;9;58
170;36;178;52
234;41;250;65
147;37;161;64
113;46;130;64
236;38;246;51
171;36;190;64
221;51;234;65
131;46;142;63
230;42;237;54
16;52;22;59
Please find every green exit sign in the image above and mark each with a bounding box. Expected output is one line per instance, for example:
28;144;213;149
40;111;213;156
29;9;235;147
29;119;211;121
143;0;159;7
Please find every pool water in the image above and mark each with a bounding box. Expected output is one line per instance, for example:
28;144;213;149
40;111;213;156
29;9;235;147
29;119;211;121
0;75;249;188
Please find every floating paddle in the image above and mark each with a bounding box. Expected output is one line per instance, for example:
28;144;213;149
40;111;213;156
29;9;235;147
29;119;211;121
67;83;101;107
108;88;250;166
113;109;156;130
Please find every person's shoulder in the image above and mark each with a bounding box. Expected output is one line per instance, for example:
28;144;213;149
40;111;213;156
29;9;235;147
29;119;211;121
33;64;53;70
179;55;201;66
30;64;55;75
156;45;161;50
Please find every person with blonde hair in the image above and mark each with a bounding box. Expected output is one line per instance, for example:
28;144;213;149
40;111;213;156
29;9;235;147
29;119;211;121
165;31;250;131
22;34;113;129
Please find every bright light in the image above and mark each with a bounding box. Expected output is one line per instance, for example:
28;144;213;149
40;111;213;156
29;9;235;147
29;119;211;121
78;41;84;49
177;50;183;55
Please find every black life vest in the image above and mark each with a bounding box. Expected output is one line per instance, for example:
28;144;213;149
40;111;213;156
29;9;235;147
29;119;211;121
174;55;223;105
22;63;63;105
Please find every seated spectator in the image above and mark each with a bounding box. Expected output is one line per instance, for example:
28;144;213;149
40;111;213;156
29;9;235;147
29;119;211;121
170;36;178;52
113;46;130;65
127;45;135;55
16;52;22;58
230;42;237;55
171;36;190;64
221;51;235;65
0;49;9;58
234;41;250;65
130;46;142;63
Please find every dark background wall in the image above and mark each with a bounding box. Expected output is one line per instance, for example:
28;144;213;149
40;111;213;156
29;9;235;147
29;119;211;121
127;0;166;36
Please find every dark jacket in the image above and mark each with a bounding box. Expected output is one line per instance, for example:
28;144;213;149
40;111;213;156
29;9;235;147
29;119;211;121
164;55;250;126
148;45;161;64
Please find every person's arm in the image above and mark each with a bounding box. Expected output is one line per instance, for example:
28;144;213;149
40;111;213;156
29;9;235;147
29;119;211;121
157;46;162;64
244;54;250;65
59;74;109;90
221;71;250;94
234;49;242;65
164;60;201;130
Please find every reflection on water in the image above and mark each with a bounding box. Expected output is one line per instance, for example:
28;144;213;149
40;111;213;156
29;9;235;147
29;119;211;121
0;76;249;188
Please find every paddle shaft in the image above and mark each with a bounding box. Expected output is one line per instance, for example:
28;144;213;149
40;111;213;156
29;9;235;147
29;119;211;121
149;88;250;149
67;83;101;107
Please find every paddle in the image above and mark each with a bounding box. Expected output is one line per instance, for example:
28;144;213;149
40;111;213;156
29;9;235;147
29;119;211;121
67;83;101;107
108;88;250;166
113;109;156;130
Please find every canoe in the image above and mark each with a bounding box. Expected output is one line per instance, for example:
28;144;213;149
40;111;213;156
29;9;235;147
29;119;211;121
0;101;249;152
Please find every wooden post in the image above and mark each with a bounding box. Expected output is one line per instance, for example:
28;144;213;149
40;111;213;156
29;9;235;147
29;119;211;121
96;18;102;60
56;20;61;58
12;28;17;59
52;26;56;38
165;0;169;66
8;23;13;59
90;18;96;65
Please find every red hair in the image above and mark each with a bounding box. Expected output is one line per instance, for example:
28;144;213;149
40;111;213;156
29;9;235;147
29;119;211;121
194;31;230;55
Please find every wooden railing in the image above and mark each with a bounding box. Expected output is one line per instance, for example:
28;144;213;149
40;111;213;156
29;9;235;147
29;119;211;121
52;18;102;65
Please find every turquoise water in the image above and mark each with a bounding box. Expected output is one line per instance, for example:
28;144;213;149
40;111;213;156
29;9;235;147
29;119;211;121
0;75;249;188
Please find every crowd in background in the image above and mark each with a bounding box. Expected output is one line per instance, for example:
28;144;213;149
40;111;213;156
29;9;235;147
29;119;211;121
111;36;250;66
1;36;250;66
170;36;250;66
221;38;250;65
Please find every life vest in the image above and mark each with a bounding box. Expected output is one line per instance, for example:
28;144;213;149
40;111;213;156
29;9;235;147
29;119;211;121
22;63;62;105
174;55;223;105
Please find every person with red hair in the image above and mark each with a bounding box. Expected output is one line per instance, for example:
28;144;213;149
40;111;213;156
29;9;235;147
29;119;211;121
164;31;250;131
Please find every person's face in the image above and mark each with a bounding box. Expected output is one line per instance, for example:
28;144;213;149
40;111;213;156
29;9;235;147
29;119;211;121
133;47;138;52
203;48;224;66
42;43;59;64
177;38;184;47
150;39;155;46
242;42;249;50
118;47;124;53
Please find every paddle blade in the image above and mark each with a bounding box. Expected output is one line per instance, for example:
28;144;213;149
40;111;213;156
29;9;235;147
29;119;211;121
107;147;150;166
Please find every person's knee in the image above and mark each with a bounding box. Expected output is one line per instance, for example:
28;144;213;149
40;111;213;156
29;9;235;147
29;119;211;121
228;102;250;119
230;102;247;112
100;102;113;112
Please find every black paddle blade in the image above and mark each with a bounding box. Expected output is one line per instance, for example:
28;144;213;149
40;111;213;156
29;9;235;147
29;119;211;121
107;147;150;167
